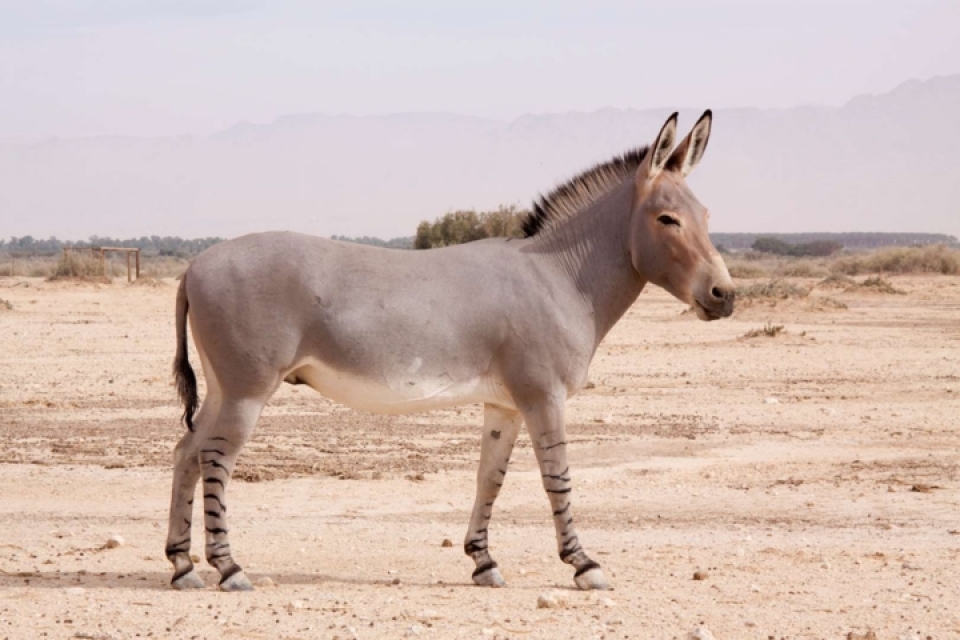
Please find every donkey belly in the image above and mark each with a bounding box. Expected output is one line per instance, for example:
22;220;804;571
289;358;513;415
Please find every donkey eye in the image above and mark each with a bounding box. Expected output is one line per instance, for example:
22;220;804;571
657;214;681;227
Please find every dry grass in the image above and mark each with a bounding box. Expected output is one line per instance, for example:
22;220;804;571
48;254;110;283
726;259;769;279
829;244;960;276
817;273;856;289
741;322;785;339
737;279;810;300
846;276;905;295
773;259;829;278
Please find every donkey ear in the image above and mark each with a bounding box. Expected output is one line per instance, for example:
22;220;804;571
668;109;712;177
642;112;679;181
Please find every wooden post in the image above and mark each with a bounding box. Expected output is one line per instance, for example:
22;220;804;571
135;249;140;281
126;251;132;283
99;249;105;277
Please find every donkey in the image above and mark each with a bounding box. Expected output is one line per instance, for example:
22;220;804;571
166;111;735;592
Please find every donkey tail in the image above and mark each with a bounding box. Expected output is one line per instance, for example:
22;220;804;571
173;271;199;431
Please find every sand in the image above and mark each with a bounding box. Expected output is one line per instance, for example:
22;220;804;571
1;275;958;639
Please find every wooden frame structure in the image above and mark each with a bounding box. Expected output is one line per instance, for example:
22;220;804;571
63;247;141;283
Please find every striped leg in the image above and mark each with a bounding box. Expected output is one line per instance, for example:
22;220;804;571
199;396;262;591
165;382;221;590
165;430;205;589
464;404;523;587
524;401;608;590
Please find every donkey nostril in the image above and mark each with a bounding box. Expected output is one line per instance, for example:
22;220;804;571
711;287;723;300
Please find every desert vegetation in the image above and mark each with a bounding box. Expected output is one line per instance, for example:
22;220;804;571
413;205;527;249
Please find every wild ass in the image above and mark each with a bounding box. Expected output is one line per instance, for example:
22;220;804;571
166;111;735;592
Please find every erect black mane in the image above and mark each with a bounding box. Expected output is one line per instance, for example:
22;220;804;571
521;146;651;238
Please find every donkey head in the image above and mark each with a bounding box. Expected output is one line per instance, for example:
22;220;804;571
628;111;735;320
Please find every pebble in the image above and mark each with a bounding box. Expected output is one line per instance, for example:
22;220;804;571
687;625;717;640
536;590;566;609
406;623;424;637
441;539;453;548
693;570;709;581
104;535;124;549
764;397;780;404
418;609;442;620
287;600;305;611
599;597;616;608
255;576;276;588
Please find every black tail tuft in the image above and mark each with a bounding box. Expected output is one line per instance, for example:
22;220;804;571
173;272;199;431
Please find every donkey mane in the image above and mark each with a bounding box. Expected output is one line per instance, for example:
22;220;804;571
522;146;654;238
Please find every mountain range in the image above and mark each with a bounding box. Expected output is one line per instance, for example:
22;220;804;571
2;74;958;240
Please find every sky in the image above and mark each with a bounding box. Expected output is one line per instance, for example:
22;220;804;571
1;0;959;138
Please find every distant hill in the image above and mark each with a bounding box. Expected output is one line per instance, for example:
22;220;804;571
711;232;959;251
1;74;958;240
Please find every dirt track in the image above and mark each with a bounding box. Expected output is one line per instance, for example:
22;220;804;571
1;275;959;639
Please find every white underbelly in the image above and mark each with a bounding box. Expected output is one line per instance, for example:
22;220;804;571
289;358;513;414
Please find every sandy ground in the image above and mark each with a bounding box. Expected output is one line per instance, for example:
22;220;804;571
0;274;958;640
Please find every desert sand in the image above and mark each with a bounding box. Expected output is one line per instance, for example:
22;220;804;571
1;275;958;639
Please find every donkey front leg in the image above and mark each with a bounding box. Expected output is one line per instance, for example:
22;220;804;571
464;404;523;587
199;396;262;592
523;400;608;590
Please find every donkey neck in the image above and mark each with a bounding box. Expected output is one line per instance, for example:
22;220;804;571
526;181;646;345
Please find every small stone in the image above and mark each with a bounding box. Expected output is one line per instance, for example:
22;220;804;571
391;577;401;585
190;554;201;563
537;590;566;609
104;535;124;549
599;597;616;607
418;609;442;620
687;625;717;640
406;624;424;637
693;570;709;581
287;600;305;611
65;587;85;596
255;576;276;588
764;397;780;404
441;539;453;548
750;584;761;593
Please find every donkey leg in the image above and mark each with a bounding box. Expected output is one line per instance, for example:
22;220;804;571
165;386;221;590
165;430;205;589
464;404;523;587
523;401;609;590
200;396;263;592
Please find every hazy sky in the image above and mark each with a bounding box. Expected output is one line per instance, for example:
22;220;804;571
2;0;958;138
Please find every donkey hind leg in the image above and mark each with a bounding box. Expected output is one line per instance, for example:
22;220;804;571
199;395;266;591
464;405;523;587
165;384;222;590
523;400;609;590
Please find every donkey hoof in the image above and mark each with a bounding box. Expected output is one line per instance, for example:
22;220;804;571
574;566;609;591
219;570;254;592
472;564;506;588
171;570;205;590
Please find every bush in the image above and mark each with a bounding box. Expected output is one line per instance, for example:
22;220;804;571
49;253;109;282
726;260;769;279
737;279;809;300
773;260;829;278
415;205;528;249
829;245;960;275
752;236;843;257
